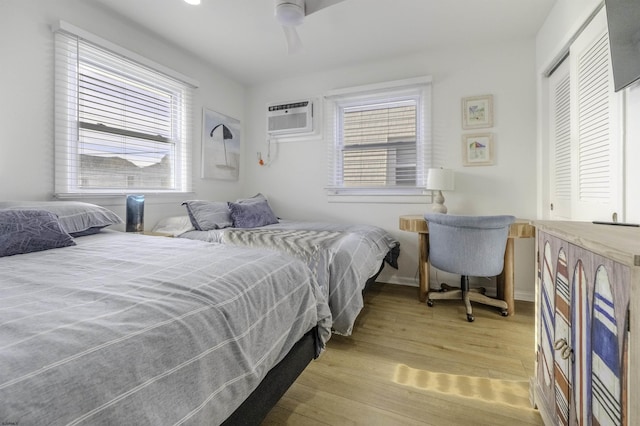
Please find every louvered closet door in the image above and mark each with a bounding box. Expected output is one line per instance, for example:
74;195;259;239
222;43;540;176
548;58;572;220
569;7;622;221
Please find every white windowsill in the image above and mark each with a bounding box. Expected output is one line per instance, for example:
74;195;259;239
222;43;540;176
327;193;434;204
54;192;195;205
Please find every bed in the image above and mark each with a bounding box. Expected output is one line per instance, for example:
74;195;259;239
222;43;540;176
0;204;332;425
165;196;400;336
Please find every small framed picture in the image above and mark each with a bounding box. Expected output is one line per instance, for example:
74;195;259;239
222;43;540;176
462;133;494;166
462;95;493;129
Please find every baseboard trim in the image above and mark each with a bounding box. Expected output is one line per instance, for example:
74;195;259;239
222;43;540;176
377;279;536;302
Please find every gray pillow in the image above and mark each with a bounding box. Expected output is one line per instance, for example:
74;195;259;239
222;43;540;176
182;200;232;231
0;209;76;257
0;201;122;236
228;199;278;228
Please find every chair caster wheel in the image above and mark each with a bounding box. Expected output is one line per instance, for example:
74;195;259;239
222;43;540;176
467;314;475;322
427;300;434;307
501;310;509;317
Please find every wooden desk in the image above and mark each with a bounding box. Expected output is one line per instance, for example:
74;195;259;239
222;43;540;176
399;215;534;315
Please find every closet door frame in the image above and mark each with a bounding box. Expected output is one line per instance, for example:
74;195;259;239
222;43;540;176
542;7;624;222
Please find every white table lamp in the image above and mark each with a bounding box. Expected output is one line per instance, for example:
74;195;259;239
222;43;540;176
426;168;455;214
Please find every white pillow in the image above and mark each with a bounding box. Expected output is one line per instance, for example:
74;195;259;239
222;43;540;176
152;215;194;236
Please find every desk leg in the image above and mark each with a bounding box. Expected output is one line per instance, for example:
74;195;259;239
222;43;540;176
419;233;429;302
497;238;515;315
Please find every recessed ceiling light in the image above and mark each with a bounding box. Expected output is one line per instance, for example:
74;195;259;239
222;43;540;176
184;0;201;5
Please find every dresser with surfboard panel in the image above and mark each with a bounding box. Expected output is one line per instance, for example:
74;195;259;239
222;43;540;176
532;221;639;426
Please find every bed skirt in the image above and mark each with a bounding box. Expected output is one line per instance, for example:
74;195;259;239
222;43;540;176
221;327;319;425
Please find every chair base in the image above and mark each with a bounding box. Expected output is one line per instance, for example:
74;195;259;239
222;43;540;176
427;276;509;322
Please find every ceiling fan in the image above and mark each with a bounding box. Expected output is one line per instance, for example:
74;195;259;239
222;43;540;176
274;0;346;54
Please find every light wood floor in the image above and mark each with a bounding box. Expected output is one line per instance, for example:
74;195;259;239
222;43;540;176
262;282;543;425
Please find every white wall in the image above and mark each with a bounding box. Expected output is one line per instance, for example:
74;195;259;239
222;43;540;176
535;0;602;73
244;40;539;300
0;0;246;228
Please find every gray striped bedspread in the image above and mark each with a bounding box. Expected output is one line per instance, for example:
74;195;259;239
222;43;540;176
180;221;400;336
0;231;331;425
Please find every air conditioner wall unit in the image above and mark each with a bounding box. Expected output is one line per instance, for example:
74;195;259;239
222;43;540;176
267;99;313;136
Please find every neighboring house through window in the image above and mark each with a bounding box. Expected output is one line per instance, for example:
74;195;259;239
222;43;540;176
53;22;197;196
325;76;432;198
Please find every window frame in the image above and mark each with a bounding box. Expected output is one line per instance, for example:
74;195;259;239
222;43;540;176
53;21;198;197
325;76;432;200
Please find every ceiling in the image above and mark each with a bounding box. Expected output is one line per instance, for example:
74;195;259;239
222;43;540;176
88;0;557;86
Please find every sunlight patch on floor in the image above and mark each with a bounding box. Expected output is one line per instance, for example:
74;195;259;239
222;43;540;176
393;364;532;409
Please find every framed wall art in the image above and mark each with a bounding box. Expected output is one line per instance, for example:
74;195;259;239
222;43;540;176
201;108;241;180
462;133;494;166
462;95;493;129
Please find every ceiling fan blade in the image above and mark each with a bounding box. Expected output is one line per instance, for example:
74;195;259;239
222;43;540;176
282;26;304;54
304;0;346;15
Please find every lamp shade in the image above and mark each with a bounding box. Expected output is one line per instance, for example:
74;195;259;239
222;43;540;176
426;168;455;191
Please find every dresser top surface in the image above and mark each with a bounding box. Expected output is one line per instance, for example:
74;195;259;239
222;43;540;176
534;220;640;267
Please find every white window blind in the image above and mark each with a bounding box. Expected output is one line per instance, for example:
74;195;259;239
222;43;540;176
54;24;195;195
325;77;431;196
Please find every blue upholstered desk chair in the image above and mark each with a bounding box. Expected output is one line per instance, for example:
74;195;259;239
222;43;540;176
424;213;516;322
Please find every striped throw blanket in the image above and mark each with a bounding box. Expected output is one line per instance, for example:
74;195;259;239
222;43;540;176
224;228;344;272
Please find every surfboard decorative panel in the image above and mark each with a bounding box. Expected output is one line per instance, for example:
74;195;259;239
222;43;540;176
541;241;555;389
554;249;571;425
591;266;621;426
621;311;629;426
571;260;590;425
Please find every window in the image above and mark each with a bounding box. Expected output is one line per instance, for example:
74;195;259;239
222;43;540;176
54;22;197;196
325;77;431;196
